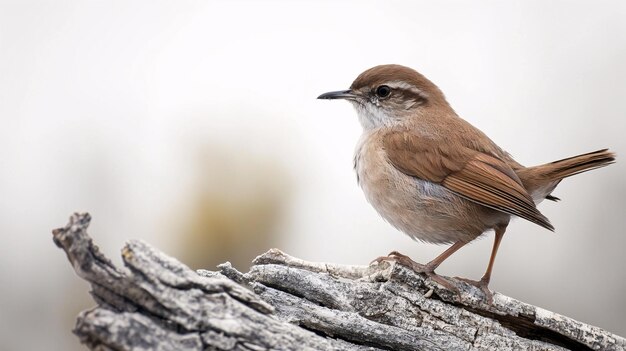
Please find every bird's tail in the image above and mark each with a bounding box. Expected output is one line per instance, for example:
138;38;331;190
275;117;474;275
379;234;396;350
530;149;615;180
517;149;615;202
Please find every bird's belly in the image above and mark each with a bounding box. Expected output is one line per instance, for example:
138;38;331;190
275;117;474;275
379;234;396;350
355;145;500;244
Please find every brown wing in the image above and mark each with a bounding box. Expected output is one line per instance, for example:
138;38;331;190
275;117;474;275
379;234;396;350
383;131;553;230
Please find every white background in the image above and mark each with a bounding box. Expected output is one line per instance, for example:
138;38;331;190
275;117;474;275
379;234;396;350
1;1;625;349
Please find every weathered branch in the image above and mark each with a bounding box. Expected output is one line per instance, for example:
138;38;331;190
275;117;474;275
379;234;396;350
53;213;626;351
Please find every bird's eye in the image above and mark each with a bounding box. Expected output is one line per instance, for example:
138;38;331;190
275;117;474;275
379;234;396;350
376;85;391;98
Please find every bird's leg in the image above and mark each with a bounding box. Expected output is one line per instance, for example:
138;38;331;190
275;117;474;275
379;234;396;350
372;241;468;291
455;225;507;303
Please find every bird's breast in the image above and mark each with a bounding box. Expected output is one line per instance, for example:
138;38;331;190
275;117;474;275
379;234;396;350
353;132;497;244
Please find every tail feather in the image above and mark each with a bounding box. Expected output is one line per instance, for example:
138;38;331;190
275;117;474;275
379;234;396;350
545;194;560;202
540;149;616;180
517;149;615;203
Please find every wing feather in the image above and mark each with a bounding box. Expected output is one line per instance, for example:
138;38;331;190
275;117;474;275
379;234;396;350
383;131;553;230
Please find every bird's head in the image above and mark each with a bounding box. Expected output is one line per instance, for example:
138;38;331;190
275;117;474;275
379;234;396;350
318;64;449;130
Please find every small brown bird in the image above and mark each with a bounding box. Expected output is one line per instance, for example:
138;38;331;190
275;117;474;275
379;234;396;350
318;64;615;301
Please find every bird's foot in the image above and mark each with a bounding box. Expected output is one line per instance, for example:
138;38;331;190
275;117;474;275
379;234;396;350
371;251;459;293
454;277;493;304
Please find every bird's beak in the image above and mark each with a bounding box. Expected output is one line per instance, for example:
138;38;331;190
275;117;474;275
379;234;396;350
317;90;357;100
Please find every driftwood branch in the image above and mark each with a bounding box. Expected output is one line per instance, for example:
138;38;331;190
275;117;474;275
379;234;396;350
53;213;625;351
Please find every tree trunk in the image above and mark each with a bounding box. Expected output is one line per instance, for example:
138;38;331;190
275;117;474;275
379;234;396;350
52;213;625;351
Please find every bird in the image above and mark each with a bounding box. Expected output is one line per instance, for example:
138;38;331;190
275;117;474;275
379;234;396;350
317;64;615;302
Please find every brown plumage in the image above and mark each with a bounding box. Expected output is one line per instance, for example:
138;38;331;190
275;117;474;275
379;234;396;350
318;64;615;301
517;149;615;197
382;131;554;231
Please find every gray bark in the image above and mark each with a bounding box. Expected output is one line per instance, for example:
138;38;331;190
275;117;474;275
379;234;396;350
53;213;625;351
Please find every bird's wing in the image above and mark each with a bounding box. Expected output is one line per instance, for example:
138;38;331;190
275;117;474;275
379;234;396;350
382;131;553;230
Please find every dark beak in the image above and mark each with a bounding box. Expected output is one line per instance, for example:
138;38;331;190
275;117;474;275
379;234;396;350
317;89;357;100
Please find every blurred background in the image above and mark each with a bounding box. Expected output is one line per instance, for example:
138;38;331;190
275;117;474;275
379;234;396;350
1;0;625;349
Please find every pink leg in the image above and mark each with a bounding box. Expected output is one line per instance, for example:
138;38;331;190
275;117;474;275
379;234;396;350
456;224;507;303
372;240;469;291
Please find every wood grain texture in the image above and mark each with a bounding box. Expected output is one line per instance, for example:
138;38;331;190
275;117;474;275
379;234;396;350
53;213;625;351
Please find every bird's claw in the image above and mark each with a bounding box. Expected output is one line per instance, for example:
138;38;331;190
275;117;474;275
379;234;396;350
371;251;459;294
454;276;493;304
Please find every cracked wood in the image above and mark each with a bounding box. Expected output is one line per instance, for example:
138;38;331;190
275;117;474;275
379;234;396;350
53;213;626;351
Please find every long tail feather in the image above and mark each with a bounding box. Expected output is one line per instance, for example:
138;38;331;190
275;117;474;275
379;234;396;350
538;149;616;180
517;149;615;204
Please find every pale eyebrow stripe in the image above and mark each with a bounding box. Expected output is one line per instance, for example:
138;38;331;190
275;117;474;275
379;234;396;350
385;80;428;98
